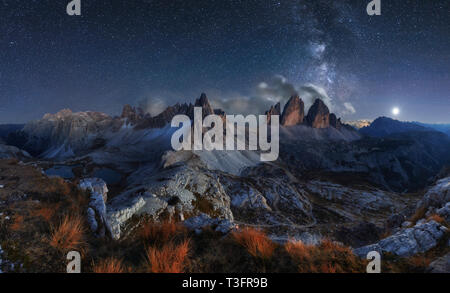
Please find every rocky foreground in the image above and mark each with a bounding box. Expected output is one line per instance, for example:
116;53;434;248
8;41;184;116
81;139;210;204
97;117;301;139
0;94;449;273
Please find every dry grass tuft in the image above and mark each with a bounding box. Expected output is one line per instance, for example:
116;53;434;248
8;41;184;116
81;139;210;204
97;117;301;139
34;205;58;222
49;214;85;252
232;227;276;260
10;215;24;231
406;255;432;269
145;239;190;273
285;239;363;273
410;206;427;224
427;214;446;225
139;220;186;244
93;257;127;273
285;239;311;259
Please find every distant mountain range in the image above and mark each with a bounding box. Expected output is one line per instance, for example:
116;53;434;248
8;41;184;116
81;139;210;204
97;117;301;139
414;122;450;137
0;124;24;144
359;117;450;138
0;95;450;265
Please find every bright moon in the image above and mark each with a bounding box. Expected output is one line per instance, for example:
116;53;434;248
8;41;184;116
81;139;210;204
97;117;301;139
392;107;400;116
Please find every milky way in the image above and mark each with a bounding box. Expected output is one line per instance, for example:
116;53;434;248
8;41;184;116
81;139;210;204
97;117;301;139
0;0;449;123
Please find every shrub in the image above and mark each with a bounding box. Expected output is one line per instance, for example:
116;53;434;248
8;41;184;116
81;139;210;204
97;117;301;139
49;215;85;252
232;228;276;260
145;239;190;273
93;257;126;273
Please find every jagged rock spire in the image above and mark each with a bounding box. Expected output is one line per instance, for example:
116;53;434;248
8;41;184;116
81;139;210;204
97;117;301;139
266;102;281;123
280;95;305;126
195;93;214;116
306;98;330;128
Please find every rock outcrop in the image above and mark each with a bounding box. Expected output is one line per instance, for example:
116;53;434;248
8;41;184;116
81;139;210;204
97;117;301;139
0;144;30;160
183;213;237;234
305;99;330;128
79;178;112;238
280;95;305;126
105;154;234;239
354;220;448;257
416;177;450;214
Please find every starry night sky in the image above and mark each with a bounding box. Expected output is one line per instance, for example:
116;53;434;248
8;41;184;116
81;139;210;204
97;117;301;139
0;0;449;123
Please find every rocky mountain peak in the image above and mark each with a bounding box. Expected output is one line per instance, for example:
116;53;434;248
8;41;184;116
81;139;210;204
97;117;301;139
280;95;305;126
121;104;146;125
43;109;73;120
195;93;214;116
306;98;330;128
265;102;281;123
329;113;342;130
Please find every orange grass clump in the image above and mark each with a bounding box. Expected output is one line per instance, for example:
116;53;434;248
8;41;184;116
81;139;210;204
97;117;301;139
50;215;85;251
10;215;24;231
145;239;190;273
34;206;57;222
93;258;127;273
139;220;186;243
232;227;276;260
285;239;363;273
427;214;446;225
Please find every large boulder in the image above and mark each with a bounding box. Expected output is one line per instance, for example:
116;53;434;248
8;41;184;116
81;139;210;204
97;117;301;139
280;95;304;126
354;220;448;257
105;157;234;239
79;178;112;238
416;177;450;213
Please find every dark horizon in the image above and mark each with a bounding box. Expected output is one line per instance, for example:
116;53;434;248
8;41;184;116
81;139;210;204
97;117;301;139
1;0;449;124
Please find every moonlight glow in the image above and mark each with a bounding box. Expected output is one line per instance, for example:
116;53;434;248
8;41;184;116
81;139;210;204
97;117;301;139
392;107;400;116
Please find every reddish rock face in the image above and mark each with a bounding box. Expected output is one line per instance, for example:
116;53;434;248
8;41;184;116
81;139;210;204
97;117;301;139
265;102;281;123
306;99;330;128
280;95;305;126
